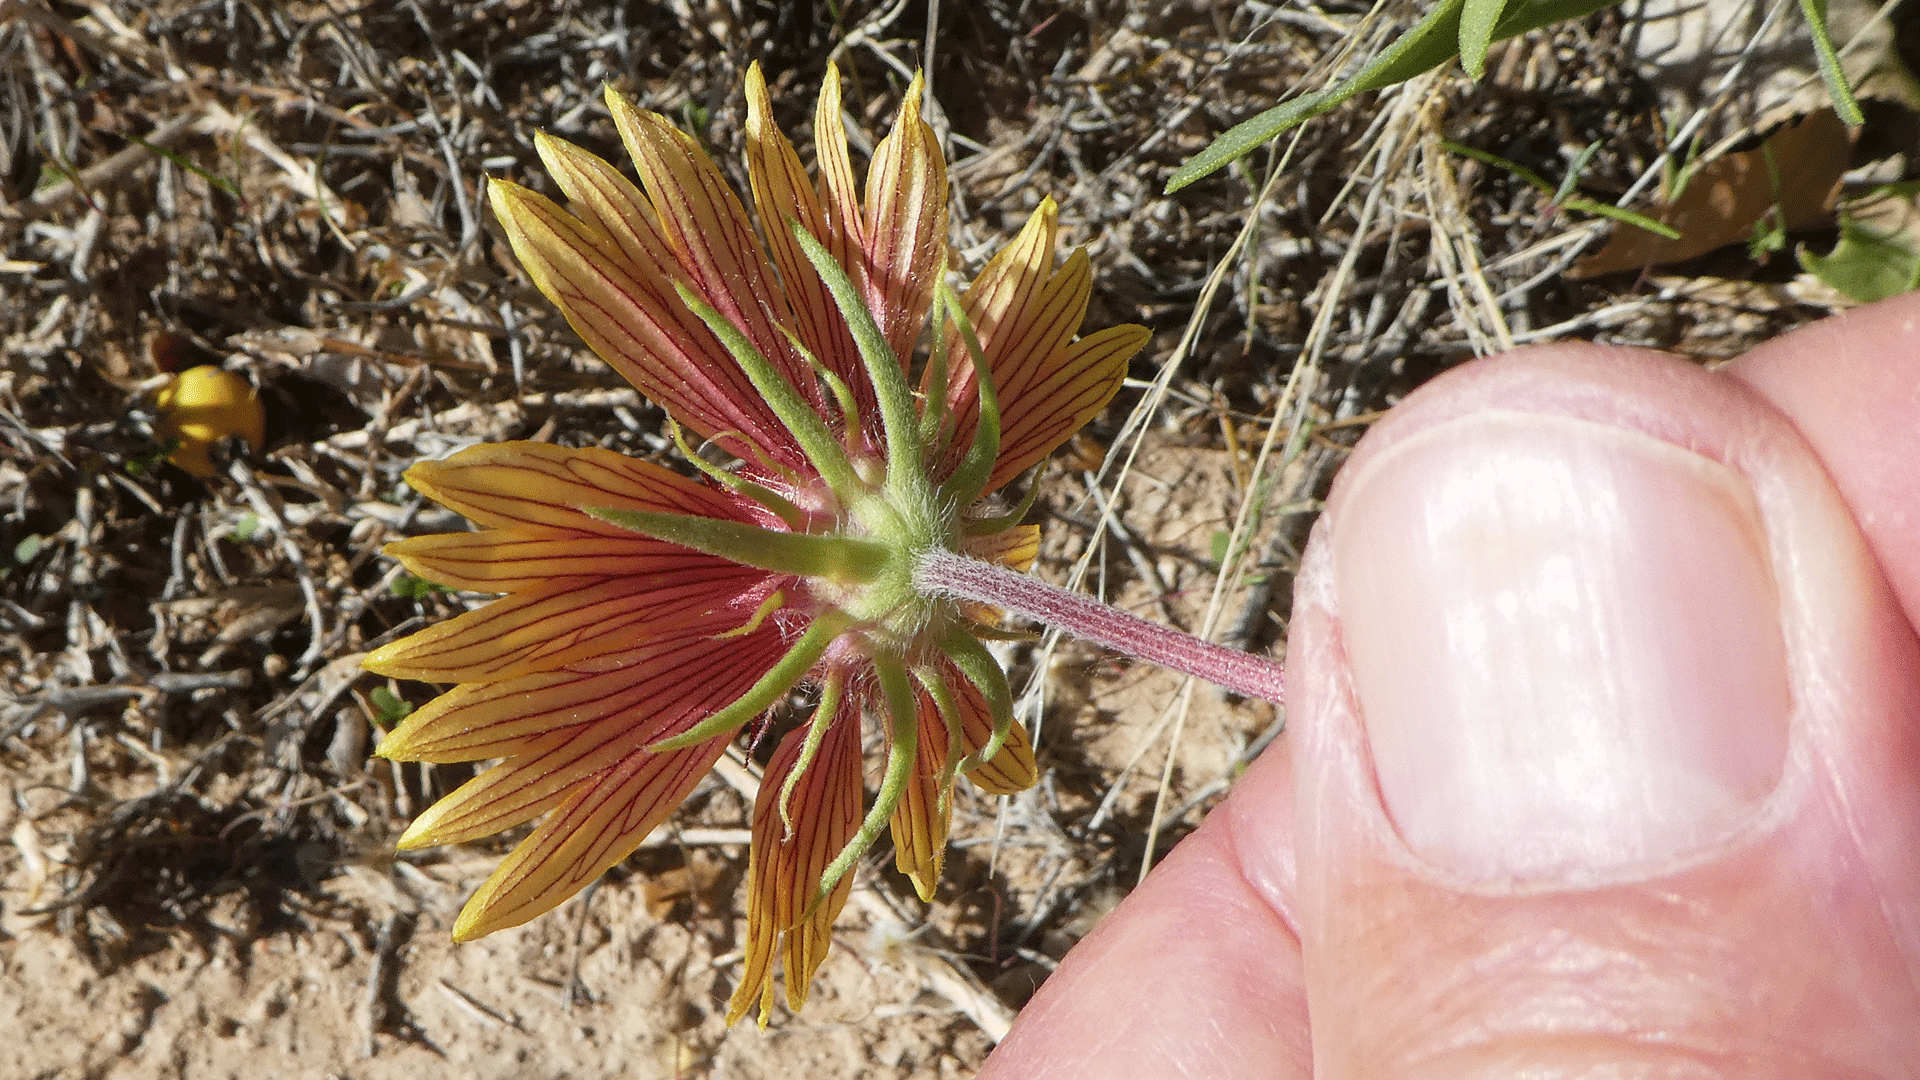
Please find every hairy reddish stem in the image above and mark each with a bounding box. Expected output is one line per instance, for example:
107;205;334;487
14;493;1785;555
913;549;1286;704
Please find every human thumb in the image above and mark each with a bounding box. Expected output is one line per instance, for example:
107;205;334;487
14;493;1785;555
1295;342;1920;1077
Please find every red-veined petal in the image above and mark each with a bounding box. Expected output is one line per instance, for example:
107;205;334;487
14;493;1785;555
859;71;947;371
487;180;796;462
963;523;1040;574
390;621;786;846
727;702;862;1025
450;732;732;940
606;91;817;413
890;682;953;901
928;653;1037;796
387;531;718;593
401;441;765;535
363;565;771;683
744;63;865;410
989;321;1148;490
378;616;785;764
812;64;866;285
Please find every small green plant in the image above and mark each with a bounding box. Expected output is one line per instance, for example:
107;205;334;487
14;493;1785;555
390;571;452;600
1168;0;1864;194
1443;139;1680;239
369;685;414;725
1799;205;1920;302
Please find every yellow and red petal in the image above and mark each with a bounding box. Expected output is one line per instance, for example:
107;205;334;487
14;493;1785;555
988;320;1149;491
925;653;1037;796
533;132;680;287
402;442;760;535
377;617;786;764
605;91;816;411
727;704;862;1025
487;180;795;462
858;72;948;372
385;531;706;593
744;63;865;407
811;64;866;286
889;683;954;901
362;564;769;683
450;733;732;940
393;621;784;846
934;199;1143;487
962;523;1040;574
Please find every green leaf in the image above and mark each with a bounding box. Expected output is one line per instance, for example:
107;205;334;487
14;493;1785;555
231;513;262;542
1798;0;1865;126
371;685;414;725
1167;0;1618;193
1442;140;1684;239
13;534;43;564
390;572;451;600
1460;0;1510;79
586;506;888;583
1560;197;1683;239
1441;139;1554;192
1798;216;1920;302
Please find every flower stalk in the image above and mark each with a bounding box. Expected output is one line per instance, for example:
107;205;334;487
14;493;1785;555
913;549;1287;704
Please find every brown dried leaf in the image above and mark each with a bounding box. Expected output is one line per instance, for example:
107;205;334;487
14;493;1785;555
1572;110;1854;278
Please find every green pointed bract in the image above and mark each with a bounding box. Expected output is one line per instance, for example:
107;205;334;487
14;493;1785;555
785;220;925;487
646;613;851;753
810;653;919;910
963;478;1041;537
672;282;865;502
939;626;1015;775
778;668;845;836
778;323;863;439
587;506;887;583
667;420;810;530
918;286;954;451
935;277;1001;510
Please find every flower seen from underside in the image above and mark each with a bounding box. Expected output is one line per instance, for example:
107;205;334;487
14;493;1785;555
364;63;1149;1025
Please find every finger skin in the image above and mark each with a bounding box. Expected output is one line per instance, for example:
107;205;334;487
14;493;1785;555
982;294;1920;1078
977;738;1311;1079
1730;293;1920;639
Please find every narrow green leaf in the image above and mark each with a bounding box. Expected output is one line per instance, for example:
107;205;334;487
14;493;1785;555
672;283;865;502
777;669;845;834
785;220;924;479
1798;0;1865;126
939;627;1015;774
1167;0;1618;192
1460;0;1510;79
586;506;887;582
935;278;1001;510
1554;140;1604;205
811;652;918;907
666;420;810;530
1561;197;1683;239
128;134;245;202
1441;139;1554;193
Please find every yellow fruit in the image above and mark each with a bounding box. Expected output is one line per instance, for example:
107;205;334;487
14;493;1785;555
155;366;266;478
